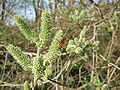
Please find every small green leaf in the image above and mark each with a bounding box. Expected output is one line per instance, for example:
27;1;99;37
79;26;87;41
91;76;101;86
75;47;82;53
101;84;108;90
92;41;100;47
74;37;79;46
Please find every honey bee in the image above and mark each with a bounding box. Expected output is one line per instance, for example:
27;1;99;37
58;38;65;49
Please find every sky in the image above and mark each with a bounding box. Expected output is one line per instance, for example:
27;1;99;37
5;0;114;24
16;0;100;21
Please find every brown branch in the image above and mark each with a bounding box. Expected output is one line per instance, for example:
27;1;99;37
99;55;120;70
0;81;23;87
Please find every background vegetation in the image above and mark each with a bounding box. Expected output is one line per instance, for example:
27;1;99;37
0;0;120;90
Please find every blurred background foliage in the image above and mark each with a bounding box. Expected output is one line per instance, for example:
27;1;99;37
0;0;120;90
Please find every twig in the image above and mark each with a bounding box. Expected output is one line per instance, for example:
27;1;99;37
1;52;8;81
54;60;71;80
101;64;116;69
0;8;14;18
93;5;104;19
0;84;23;87
108;63;120;70
91;25;97;79
48;79;76;90
107;57;120;84
99;55;120;70
0;80;23;87
77;83;91;90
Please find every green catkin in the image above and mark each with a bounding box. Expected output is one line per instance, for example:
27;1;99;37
24;81;30;90
32;56;44;78
44;30;63;64
14;16;41;47
6;44;32;71
14;16;36;41
44;65;53;77
43;30;63;78
39;11;52;48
